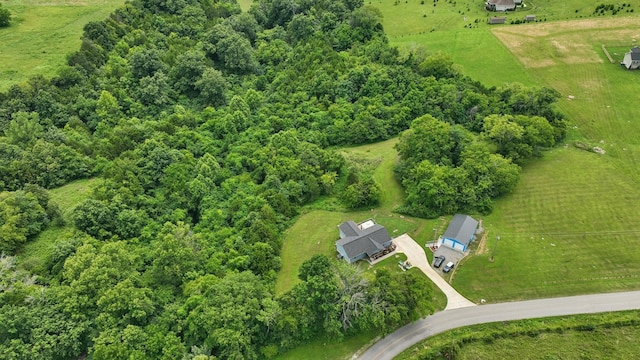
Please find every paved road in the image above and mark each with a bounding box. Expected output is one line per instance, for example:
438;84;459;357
358;290;640;360
393;234;475;310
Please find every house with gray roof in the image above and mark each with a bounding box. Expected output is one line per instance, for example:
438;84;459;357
336;219;393;263
441;214;479;253
486;0;516;12
621;47;640;70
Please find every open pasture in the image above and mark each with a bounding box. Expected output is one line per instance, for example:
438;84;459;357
452;16;640;302
373;0;639;37
0;0;124;90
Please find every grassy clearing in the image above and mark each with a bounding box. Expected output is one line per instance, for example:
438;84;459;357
16;178;98;273
456;147;640;302
47;177;100;221
274;330;379;360
0;0;124;90
237;0;253;12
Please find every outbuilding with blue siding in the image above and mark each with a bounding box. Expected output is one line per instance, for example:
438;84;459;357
441;214;478;253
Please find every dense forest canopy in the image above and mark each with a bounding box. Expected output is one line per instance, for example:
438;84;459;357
0;0;565;358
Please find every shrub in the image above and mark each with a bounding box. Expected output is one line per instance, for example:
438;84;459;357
0;4;11;27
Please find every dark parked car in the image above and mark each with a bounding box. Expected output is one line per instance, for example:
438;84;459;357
443;261;455;273
433;255;445;268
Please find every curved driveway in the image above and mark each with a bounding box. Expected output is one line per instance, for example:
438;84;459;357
358;290;640;360
393;234;475;310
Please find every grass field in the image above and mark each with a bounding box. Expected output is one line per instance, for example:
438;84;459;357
450;16;640;302
17;177;99;273
0;0;124;90
237;0;253;12
391;29;539;87
458;326;640;359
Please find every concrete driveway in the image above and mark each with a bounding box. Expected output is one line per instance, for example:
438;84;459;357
393;234;475;310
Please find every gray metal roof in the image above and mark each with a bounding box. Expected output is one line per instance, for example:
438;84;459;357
488;0;515;6
337;222;391;260
442;214;478;247
338;221;360;237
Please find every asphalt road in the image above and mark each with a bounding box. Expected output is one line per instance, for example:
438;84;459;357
358;290;640;360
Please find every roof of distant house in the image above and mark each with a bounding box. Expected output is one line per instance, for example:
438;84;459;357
487;0;515;5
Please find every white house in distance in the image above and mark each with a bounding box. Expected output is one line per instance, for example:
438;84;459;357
441;214;479;253
486;0;516;12
621;47;640;70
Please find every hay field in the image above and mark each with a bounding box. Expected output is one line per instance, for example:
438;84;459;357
492;17;640;68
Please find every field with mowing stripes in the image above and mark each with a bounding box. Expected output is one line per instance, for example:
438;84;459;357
456;147;640;302
452;16;640;302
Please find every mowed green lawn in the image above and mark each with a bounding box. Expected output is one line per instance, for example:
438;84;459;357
0;0;124;90
452;18;640;302
456;147;640;302
390;29;539;87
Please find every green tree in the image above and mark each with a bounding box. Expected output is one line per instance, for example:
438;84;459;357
183;272;268;360
417;52;458;79
0;190;48;254
216;33;258;74
0;4;11;27
72;199;117;240
196;68;227;107
343;175;380;208
96;90;122;125
149;222;199;288
4;111;44;148
396;115;453;167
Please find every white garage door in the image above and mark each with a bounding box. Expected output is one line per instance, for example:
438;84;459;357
442;238;455;249
453;242;465;252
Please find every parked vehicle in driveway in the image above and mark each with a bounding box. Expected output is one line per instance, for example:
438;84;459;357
443;261;455;273
433;255;445;268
